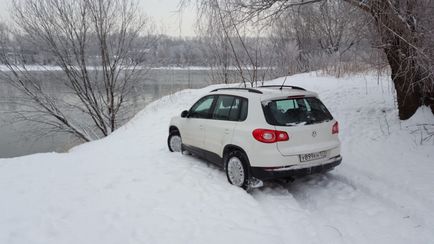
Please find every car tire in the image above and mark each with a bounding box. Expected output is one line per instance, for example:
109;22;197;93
167;133;182;152
224;150;250;189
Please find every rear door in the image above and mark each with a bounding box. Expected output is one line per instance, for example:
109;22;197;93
262;96;339;157
204;95;248;162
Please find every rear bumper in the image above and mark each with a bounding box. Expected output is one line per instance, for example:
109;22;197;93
250;155;342;181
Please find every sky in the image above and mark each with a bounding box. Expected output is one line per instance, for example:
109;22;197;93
0;0;197;37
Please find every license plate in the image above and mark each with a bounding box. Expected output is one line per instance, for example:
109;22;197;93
299;151;327;162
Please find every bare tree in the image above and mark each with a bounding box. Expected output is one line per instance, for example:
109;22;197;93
197;7;233;84
268;17;300;75
196;0;276;87
199;0;250;86
0;0;155;142
195;0;434;119
286;1;372;76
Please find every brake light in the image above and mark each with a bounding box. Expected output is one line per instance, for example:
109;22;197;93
332;121;339;134
252;129;289;143
288;95;305;99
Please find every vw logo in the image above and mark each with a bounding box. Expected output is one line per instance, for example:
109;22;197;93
312;131;317;137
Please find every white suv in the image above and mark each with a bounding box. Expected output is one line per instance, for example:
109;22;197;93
168;86;342;188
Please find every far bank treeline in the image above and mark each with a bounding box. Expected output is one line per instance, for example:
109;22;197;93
0;11;378;84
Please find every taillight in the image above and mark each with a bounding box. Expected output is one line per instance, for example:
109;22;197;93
252;129;289;143
288;95;305;99
332;121;339;134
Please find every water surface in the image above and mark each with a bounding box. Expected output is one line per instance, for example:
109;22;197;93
0;69;213;158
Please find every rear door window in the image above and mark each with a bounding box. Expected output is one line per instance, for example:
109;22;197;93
212;95;248;121
262;97;333;126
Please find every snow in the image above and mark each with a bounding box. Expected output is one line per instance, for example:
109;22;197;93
1;72;434;244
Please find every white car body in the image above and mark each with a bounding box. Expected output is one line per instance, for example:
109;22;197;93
168;86;342;185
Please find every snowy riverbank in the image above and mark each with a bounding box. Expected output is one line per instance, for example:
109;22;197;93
1;72;433;244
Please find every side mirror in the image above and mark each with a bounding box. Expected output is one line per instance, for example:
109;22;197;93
181;110;189;118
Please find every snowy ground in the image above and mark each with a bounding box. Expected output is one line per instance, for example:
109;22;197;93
1;72;433;244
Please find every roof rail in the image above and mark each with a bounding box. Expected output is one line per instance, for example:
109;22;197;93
210;87;263;94
258;85;306;91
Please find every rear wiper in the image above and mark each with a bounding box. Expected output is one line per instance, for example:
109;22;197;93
305;118;317;125
285;121;307;126
306;116;316;125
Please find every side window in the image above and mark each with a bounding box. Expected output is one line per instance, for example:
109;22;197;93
212;95;248;121
189;96;215;119
228;98;241;121
213;96;235;120
239;99;248;121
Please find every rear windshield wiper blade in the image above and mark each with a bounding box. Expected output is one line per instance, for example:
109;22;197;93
285;121;307;126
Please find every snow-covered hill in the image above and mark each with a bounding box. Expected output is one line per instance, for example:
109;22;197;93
1;73;433;244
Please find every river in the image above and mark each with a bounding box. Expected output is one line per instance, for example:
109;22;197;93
0;69;216;158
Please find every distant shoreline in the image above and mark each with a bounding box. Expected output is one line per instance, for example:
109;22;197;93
0;65;272;72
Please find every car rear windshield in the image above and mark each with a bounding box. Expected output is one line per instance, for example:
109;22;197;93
262;97;333;126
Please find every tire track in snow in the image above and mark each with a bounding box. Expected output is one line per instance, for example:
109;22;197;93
252;171;433;244
251;185;322;244
328;167;434;233
332;165;434;210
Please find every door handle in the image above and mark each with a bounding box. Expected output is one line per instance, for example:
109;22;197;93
224;129;230;134
199;125;204;129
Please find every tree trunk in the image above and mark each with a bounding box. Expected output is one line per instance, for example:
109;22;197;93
341;0;434;119
385;46;422;119
370;0;433;119
431;92;434;114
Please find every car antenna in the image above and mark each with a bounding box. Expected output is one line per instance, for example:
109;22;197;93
280;71;291;90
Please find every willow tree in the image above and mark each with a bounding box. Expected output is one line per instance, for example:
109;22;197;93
192;0;434;119
0;0;154;142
